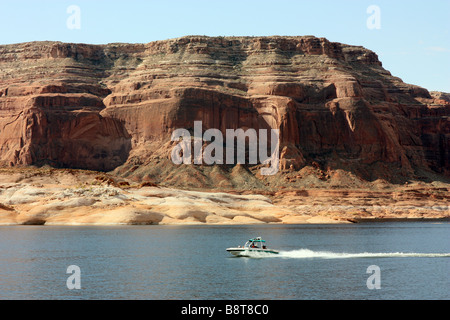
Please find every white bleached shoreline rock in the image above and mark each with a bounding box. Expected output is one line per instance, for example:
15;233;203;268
0;168;448;226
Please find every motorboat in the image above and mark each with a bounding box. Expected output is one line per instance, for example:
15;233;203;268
226;237;279;257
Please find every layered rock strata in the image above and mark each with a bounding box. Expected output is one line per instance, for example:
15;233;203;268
0;36;449;188
0;168;448;225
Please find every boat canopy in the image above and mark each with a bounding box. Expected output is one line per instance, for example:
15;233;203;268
248;237;266;242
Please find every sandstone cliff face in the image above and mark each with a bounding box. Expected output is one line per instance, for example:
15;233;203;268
0;42;133;171
0;36;448;188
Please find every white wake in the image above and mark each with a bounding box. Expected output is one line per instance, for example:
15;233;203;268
276;249;450;259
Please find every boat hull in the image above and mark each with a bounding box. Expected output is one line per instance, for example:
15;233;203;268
226;247;279;257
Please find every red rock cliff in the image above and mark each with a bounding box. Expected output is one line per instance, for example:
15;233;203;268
0;36;448;187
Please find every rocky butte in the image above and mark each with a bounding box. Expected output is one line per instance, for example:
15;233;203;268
0;36;449;225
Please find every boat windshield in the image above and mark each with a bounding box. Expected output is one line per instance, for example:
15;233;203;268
244;237;266;248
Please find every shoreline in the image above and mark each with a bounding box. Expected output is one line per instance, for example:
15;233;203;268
1;217;449;227
1;168;449;226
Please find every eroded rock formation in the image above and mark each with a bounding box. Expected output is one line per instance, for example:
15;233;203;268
0;36;449;188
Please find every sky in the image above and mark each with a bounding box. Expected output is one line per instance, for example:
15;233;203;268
0;0;449;92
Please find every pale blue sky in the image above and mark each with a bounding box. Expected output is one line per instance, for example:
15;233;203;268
1;0;449;92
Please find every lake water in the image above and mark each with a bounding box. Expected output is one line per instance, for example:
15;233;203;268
0;222;448;300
